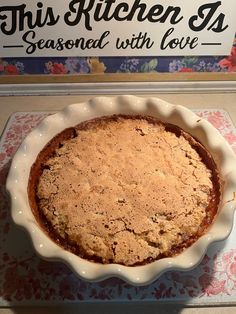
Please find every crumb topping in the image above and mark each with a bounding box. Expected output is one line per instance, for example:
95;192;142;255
36;116;216;265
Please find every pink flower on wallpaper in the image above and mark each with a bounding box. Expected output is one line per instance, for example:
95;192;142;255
59;276;80;300
45;62;68;74
199;274;226;296
37;259;71;277
207;111;225;129
227;261;236;281
2;265;37;301
0;152;6;163
200;254;211;266
220;250;236;282
5;146;16;157
219;47;236;72
205;279;227;296
98;278;122;288
2;267;20;298
51;63;68;74
223;131;236;145
4;64;19;75
170;272;198;289
222;250;235;263
6;132;17;140
179;67;194;72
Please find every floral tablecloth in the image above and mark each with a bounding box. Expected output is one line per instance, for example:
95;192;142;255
0;110;236;306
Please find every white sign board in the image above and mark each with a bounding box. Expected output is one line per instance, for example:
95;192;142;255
0;0;236;57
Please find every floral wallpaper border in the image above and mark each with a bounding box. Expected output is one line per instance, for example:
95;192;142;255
0;36;235;76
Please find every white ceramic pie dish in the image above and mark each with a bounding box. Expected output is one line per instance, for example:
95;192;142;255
6;95;236;286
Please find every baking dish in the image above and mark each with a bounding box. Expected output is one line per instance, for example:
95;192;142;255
6;95;236;286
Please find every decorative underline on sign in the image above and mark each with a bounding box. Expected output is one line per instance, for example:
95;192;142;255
201;43;222;46
3;45;24;48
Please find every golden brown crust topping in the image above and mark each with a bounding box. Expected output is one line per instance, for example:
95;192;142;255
29;115;220;266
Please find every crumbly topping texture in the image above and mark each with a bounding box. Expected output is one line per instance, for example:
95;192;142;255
36;116;216;265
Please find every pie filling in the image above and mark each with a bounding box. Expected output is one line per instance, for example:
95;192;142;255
28;115;221;266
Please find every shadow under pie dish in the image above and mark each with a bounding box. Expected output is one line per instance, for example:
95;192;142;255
6;96;236;285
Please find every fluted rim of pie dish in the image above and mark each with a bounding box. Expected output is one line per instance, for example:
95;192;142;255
6;95;236;286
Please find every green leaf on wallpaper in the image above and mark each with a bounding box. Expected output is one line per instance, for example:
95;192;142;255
182;57;198;67
140;59;158;72
149;58;158;69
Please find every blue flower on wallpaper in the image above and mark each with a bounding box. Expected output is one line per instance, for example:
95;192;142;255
168;57;224;73
194;60;222;72
64;57;89;74
169;59;184;72
119;58;140;72
15;61;25;73
118;58;159;73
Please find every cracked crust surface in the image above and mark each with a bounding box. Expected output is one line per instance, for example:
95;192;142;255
29;115;221;266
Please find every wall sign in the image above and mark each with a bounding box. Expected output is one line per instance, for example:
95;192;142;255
0;0;236;57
